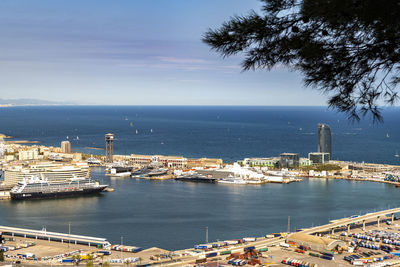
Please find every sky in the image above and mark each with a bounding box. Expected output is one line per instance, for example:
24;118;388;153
0;0;328;105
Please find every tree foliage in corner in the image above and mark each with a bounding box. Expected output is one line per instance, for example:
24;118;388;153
203;0;400;121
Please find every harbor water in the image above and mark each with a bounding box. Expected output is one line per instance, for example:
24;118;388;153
1;106;400;250
1;167;400;250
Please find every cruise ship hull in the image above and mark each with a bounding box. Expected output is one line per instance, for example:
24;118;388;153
11;186;107;200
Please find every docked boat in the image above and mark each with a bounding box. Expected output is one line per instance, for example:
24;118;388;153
106;167;132;177
176;173;216;183
218;175;248;185
10;176;108;200
86;156;102;166
131;168;151;177
108;171;131;178
146;168;168;177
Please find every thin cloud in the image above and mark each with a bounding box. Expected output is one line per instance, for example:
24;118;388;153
157;56;208;64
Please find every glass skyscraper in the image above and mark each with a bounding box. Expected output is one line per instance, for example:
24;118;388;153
318;123;332;157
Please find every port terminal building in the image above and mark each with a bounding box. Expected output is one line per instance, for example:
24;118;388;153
2;161;90;186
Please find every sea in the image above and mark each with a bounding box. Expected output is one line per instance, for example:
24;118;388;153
1;105;400;250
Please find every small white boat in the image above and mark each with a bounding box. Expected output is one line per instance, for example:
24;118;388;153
218;175;247;185
109;172;131;178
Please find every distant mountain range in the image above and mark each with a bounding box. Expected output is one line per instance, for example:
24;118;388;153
0;98;74;105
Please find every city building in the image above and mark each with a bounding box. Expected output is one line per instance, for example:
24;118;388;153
0;137;4;159
240;158;280;168
130;154;188;169
309;152;330;164
18;148;39;161
3;161;90;186
187;158;223;168
280;153;300;169
299;158;313;166
318;123;332;157
61;141;71;153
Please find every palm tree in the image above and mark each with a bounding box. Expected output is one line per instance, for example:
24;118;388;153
72;254;81;267
87;254;94;262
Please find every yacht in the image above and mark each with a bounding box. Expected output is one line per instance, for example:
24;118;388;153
218;175;247;185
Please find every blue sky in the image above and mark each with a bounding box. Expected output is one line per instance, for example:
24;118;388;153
0;0;327;105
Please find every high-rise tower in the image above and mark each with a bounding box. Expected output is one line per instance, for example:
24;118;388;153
105;133;114;163
318;123;332;158
61;140;71;153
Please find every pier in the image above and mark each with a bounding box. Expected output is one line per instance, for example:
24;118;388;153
300;207;400;235
0;225;110;248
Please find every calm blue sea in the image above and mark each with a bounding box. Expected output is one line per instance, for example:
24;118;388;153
1;106;400;250
1;105;400;163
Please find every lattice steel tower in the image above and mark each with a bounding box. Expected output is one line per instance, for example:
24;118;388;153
105;133;114;163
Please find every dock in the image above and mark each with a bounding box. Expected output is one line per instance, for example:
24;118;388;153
0;225;110;248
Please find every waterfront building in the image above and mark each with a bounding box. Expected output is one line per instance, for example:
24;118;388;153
0;137;4;159
280;153;300;169
299;158;312;166
241;158;280;168
18;148;39;161
348;162;399;173
3;161;90;185
105;133;114;163
44;151;82;161
309;152;330;164
130;154;188;169
318;123;332;157
187;158;223;168
61;141;71;153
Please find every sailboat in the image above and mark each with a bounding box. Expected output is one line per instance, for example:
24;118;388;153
150;129;153;133
387;133;390;138
136;130;139;134
395;151;400;158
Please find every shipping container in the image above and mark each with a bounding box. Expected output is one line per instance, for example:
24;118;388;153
244;246;255;251
206;252;217;258
320;255;333;260
220;250;231;255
